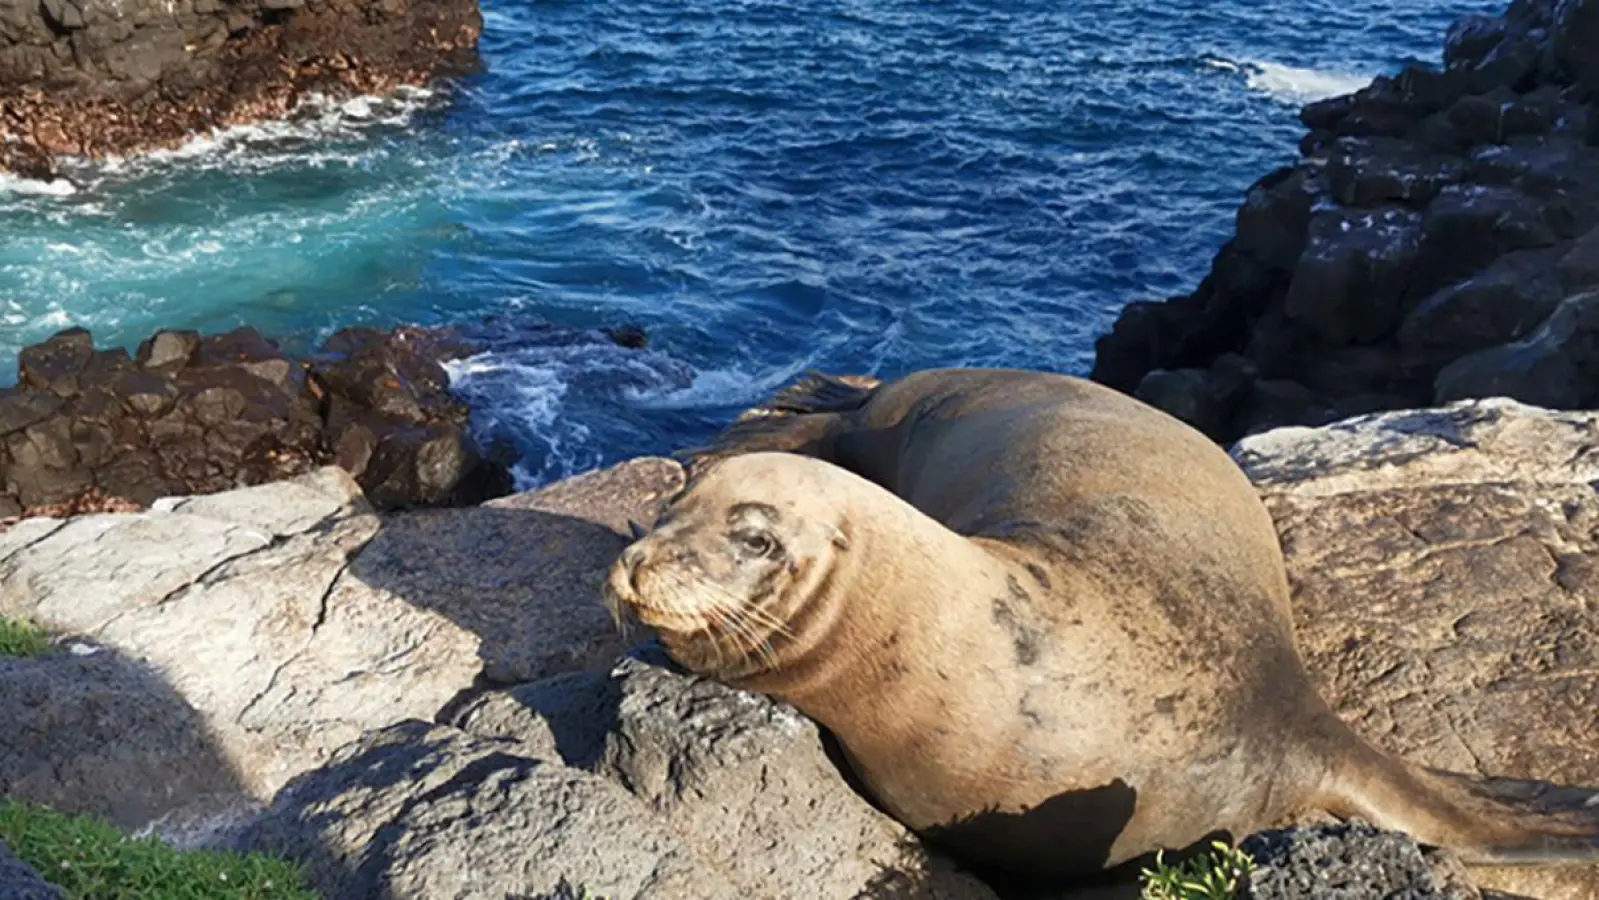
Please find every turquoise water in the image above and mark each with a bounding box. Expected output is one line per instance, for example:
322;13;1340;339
0;0;1498;485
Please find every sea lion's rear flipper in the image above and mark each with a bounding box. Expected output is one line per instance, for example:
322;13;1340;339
674;371;881;472
1315;735;1599;865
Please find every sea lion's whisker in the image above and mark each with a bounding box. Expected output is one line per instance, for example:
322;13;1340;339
723;605;781;670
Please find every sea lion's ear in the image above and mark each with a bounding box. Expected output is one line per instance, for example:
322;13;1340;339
628;519;649;541
828;524;851;551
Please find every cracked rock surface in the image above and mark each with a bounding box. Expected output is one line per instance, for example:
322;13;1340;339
1235;397;1599;900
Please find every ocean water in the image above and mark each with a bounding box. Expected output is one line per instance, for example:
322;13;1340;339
0;0;1498;486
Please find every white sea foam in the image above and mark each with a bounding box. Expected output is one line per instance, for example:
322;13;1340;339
0;173;77;197
444;340;706;487
1204;56;1372;104
37;86;442;190
621;361;812;411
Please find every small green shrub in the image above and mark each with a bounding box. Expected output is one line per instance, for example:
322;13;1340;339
1139;839;1256;900
0;800;318;900
0;617;54;658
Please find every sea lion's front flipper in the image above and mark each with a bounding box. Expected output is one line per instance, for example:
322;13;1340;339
674;371;881;472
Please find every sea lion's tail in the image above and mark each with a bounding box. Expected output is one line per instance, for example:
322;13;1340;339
674;371;881;471
1313;728;1599;865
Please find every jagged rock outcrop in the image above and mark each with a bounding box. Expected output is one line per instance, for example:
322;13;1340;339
0;0;482;179
0;324;518;521
1092;0;1599;446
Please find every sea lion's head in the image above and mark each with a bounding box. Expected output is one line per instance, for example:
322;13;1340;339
604;452;855;680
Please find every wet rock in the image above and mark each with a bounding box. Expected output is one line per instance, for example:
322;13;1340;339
1237;378;1321;437
1323;138;1463;207
1284;206;1422;344
1092;0;1599;445
1412;182;1573;296
0;324;514;517
1397;246;1567;370
1553;0;1599;98
1133;367;1240;440
604;322;650;350
134;329;201;373
1558;223;1599;288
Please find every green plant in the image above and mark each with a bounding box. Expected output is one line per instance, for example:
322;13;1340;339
0;800;318;900
1139;839;1256;900
0;617;54;658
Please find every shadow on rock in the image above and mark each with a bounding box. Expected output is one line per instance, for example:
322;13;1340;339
0;638;256;848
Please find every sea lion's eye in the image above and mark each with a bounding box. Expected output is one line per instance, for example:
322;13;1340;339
733;530;776;558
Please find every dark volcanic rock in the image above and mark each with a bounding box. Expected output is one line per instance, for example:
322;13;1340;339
1434;288;1599;408
0;323;516;518
1240;822;1479;900
1091;0;1599;444
0;0;483;180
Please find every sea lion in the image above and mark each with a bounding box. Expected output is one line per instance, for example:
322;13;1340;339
603;367;1599;883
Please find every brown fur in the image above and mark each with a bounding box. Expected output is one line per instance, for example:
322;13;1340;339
607;368;1599;882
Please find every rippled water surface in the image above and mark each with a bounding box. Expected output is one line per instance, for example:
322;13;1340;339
0;0;1498;484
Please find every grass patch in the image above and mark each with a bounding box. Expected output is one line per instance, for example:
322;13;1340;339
0;617;54;658
1139;840;1255;900
0;800;318;900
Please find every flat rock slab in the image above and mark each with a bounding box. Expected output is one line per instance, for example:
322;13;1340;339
1235;398;1599;899
0;468;481;806
0;458;682;835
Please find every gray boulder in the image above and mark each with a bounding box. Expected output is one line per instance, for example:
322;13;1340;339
243;647;999;900
1236;398;1599;900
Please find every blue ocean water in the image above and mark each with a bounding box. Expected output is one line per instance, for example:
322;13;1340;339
0;0;1497;486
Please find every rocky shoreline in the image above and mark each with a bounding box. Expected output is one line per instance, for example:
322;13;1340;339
0;323;521;523
7;0;1599;898
1091;0;1599;447
5;399;1599;899
0;0;483;180
0;320;651;525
